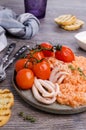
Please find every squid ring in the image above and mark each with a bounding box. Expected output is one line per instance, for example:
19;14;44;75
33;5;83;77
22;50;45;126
32;84;56;105
34;77;55;98
32;77;60;105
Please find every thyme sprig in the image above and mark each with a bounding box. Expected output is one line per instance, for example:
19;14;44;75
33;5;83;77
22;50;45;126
18;112;36;123
77;67;86;78
68;65;76;71
68;65;86;79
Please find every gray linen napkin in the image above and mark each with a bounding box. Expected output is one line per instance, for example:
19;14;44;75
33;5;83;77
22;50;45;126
0;6;40;51
0;26;7;52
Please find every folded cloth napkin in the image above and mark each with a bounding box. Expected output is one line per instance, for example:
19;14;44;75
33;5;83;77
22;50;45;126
0;26;7;52
0;6;40;51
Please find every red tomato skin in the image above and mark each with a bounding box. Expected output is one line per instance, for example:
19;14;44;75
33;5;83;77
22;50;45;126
33;60;51;80
40;42;55;57
33;51;45;60
27;51;45;61
42;50;55;57
55;46;75;62
15;58;32;72
16;68;34;90
40;42;53;48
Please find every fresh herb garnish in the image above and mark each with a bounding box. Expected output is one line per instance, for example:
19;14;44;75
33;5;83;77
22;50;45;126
68;65;86;79
23;115;36;122
18;111;24;117
77;67;86;79
68;65;75;71
18;112;36;123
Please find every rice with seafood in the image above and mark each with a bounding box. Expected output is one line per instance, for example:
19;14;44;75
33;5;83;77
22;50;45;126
56;56;86;107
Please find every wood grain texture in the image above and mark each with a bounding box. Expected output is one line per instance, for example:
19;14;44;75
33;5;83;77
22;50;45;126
0;0;86;130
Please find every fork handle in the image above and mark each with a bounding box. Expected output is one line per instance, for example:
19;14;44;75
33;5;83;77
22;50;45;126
12;45;29;61
2;43;16;63
4;45;29;70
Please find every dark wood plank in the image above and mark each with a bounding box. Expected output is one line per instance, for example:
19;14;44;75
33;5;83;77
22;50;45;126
0;0;86;130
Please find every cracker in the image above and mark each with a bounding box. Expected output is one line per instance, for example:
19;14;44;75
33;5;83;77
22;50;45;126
61;19;84;31
0;89;14;109
54;14;77;26
0;109;11;127
0;89;14;127
0;89;11;94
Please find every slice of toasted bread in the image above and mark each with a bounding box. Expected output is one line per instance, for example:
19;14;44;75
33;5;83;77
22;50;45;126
0;89;14;127
0;89;14;109
0;109;11;127
54;14;77;26
61;19;84;31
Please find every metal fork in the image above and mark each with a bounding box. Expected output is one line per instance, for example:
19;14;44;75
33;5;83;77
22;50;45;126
0;44;29;82
0;43;16;81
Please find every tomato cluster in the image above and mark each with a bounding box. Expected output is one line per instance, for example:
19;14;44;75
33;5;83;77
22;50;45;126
15;42;75;90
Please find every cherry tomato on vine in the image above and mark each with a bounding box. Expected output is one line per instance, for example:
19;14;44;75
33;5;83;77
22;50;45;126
27;50;45;61
40;42;55;57
16;68;34;90
33;60;51;80
55;45;75;62
15;58;33;72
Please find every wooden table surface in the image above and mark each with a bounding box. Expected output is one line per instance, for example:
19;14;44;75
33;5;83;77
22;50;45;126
0;0;86;130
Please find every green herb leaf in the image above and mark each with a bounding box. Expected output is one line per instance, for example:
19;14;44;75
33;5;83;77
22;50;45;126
18;112;36;123
77;67;86;79
25;116;36;122
68;65;75;71
18;112;24;117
